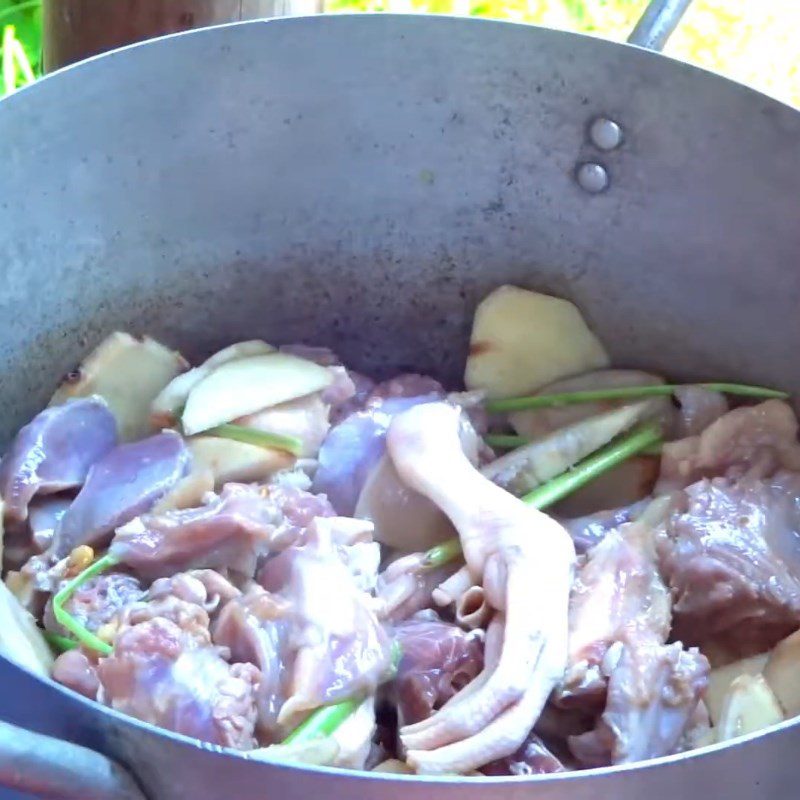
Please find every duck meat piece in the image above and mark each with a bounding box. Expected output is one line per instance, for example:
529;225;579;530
148;569;242;612
110;570;242;648
387;402;575;775
657;400;800;493
52;649;100;700
376;553;458;623
5;517;42;573
561;519;671;706
260;522;392;728
44;571;144;637
28;496;73;552
312;516;381;593
392;615;484;727
0;397;117;523
111;483;279;581
481;730;565;776
533;702;595;762
366;374;444;405
559;499;651;555
658;473;800;659
213;585;293;741
115;595;213;647
266;480;336;549
313;387;443;517
258;515;379;594
52;430;190;558
330;372;376;424
672;386;729;439
269;477;336;524
322;366;357;411
569;638;709;767
97;617;260;749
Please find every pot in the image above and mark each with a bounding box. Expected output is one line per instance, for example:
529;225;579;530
2;7;800;800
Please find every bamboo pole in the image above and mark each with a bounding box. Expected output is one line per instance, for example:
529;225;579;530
42;0;322;72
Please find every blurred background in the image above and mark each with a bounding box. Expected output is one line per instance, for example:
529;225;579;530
1;0;799;106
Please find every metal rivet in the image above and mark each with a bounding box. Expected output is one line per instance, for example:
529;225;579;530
589;117;623;151
576;162;609;194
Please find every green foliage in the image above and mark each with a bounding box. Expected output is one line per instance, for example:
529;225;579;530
2;1;800;107
1;0;40;93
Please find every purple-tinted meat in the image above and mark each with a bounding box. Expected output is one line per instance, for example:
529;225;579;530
44;571;144;636
392;616;484;727
111;483;278;581
97;617;260;749
51;430;190;557
0;397;117;522
659;473;800;659
481;731;565;776
213;586;292;741
313;391;443;516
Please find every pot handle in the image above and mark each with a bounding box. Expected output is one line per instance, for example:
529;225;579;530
0;719;147;800
627;0;693;52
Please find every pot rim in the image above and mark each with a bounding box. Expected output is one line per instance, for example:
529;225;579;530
3;12;799;786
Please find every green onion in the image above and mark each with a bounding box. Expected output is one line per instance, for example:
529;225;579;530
426;422;662;570
207;423;303;456
282;697;362;744
52;553;119;656
486;432;663;457
43;631;79;653
422;538;464;571
284;641;403;744
520;422;661;507
485;382;788;414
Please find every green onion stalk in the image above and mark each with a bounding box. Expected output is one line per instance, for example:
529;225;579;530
51;553;120;656
283;637;403;745
424;421;661;571
484;382;787;414
206;423;304;456
42;631;80;653
282;697;362;744
485;434;662;455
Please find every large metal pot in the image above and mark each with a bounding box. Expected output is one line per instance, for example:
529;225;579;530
2;8;800;800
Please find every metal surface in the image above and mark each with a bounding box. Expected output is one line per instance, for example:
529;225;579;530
627;0;694;51
575;162;610;193
0;720;146;800
588;117;623;151
2;12;800;800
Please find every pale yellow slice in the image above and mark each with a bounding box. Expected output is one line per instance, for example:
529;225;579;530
181;353;332;436
50;332;187;441
465;286;609;399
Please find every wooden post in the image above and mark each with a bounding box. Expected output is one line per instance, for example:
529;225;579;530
42;0;323;73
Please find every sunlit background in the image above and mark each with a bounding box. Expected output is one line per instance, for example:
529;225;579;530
2;0;799;106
